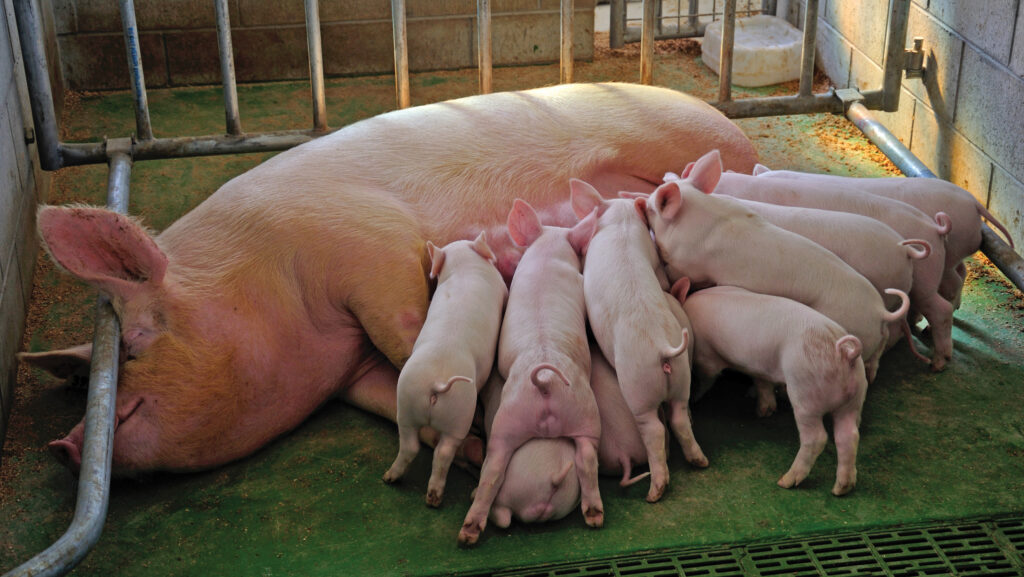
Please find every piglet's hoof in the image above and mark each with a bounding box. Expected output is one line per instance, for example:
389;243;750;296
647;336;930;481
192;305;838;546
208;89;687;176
583;506;604;528
646;483;666;503
425;490;443;508
457;522;483;547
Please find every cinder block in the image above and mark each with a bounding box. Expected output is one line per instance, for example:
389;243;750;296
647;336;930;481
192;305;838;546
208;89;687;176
814;16;851;88
163;29;221;86
75;0;221;33
988;164;1024;246
236;0;390;27
954;46;1024;184
5;88;29;202
50;0;78;34
821;0;889;65
872;87;916;149
0;7;12;99
904;2;962;124
0;107;22;272
408;0;475;18
492;11;593;65
58;32;168;90
924;0;1015;64
910;101;992;198
408;17;475;70
230;27;310;83
849;41;884;93
322;21;396;77
1012;5;1024;77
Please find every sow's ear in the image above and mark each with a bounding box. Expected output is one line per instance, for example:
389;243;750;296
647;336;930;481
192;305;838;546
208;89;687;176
38;205;168;301
17;343;93;381
507;199;544;248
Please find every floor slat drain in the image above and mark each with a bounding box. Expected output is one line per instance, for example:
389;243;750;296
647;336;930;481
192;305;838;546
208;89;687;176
452;515;1024;577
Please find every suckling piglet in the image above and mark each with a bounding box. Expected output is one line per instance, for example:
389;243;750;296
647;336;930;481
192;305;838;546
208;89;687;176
679;285;868;496
458;200;601;546
383;232;507;507
571;179;706;503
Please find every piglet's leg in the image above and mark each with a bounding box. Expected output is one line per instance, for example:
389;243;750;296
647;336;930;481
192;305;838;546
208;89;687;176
383;425;420;484
915;293;955;371
459;443;513;546
426;434;462;507
634;411;671;503
778;412;828;490
831;408;861;497
667;400;708;468
574;437;604;527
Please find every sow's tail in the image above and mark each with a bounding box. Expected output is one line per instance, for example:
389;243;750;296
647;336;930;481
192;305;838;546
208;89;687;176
660;328;690;374
531;363;571;394
432;375;473;394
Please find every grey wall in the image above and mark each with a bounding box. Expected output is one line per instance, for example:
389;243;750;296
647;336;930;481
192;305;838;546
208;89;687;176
787;0;1024;245
0;0;52;457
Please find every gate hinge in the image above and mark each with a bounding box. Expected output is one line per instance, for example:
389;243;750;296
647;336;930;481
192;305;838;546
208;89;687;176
904;37;925;79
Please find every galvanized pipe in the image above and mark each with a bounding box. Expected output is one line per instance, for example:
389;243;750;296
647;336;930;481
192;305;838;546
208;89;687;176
609;0;625;49
560;0;574;84
688;0;700;30
12;0;61;170
391;0;411;108
477;0;492;94
2;145;131;577
640;0;657;84
880;0;912;112
215;0;242;135
846;101;1024;293
304;0;328;130
714;91;843;118
119;0;154;140
797;0;818;98
717;0;737;103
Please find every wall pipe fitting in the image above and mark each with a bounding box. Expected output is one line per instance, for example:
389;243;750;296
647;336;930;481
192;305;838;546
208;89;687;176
2;143;132;577
846;102;1024;293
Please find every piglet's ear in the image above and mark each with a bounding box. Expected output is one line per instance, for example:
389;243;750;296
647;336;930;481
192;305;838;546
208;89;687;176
427;241;444;279
38;206;168;301
652;182;683;221
688;150;723;194
670;277;691;304
569;178;604;220
568;208;598;256
507;199;544;247
752;163;771;176
471;231;496;264
633;197;649;227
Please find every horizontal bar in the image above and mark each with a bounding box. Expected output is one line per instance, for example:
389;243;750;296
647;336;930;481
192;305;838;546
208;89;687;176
713;91;844;118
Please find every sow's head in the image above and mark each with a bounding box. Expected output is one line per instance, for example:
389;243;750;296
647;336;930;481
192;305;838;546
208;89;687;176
20;205;250;475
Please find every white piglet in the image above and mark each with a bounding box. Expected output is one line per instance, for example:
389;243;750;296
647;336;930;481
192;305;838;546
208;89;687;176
383;232;507;507
571;179;707;503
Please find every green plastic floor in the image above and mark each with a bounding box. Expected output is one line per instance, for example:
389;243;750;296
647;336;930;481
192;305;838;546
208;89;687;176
2;47;1023;577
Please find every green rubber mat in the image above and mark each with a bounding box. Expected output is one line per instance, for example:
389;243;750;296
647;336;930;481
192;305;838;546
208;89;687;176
469;515;1024;576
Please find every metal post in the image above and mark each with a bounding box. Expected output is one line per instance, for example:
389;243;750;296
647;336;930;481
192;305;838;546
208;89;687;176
12;0;61;170
609;0;625;49
391;0;411;109
687;0;699;30
560;0;574;83
119;0;153;141
717;0;737;103
304;0;328;130
215;0;242;135
879;0;911;112
640;0;657;84
797;0;818;98
477;0;492;94
846;102;1024;293
2;142;131;577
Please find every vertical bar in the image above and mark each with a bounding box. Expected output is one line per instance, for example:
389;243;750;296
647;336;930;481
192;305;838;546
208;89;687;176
717;0;736;103
560;0;573;83
304;0;328;130
640;0;657;84
477;0;492;94
119;0;153;140
687;0;699;30
3;144;131;577
12;0;61;170
797;0;818;98
215;0;242;135
391;0;411;109
609;0;625;49
880;0;911;112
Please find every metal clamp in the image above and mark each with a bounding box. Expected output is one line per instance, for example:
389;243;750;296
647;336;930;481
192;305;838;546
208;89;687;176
904;36;925;79
834;88;865;109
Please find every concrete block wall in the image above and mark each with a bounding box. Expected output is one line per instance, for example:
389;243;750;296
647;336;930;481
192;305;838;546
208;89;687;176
1;0;51;457
51;0;596;90
784;0;1024;246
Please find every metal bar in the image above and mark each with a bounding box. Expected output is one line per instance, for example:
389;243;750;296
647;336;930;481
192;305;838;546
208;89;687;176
640;0;657;84
880;0;911;112
609;0;625;49
304;0;328;130
560;0;573;83
846;101;1024;293
687;0;700;30
797;0;818;98
714;91;843;118
215;0;242;135
717;0;737;103
119;0;153;140
391;0;410;109
13;0;62;170
2;144;131;577
477;0;492;94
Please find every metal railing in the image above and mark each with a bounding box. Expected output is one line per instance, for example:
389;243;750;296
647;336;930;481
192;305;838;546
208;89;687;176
5;0;1022;575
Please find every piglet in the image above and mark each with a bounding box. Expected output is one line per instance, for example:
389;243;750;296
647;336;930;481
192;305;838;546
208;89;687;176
478;370;581;529
458;200;601;546
590;342;650;486
680;285;868;496
571;179;706;503
640;150;910;382
383;232;507;507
